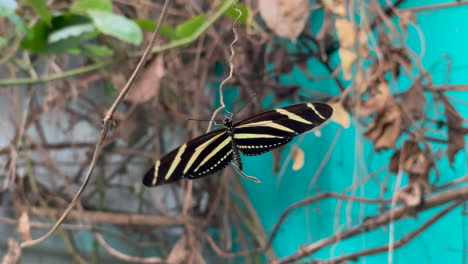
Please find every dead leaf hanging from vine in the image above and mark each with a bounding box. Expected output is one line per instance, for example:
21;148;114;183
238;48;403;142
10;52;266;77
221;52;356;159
258;0;310;41
362;84;401;150
339;48;357;80
398;82;426;130
440;96;465;164
322;0;346;16
291;146;305;171
328;100;351;128
125;55;165;104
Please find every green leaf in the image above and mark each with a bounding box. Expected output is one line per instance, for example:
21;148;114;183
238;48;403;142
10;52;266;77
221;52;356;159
48;23;95;43
22;20;49;52
87;10;142;45
25;0;52;24
224;1;248;24
72;0;112;12
174;14;206;40
22;14;98;54
82;44;113;57
134;19;174;38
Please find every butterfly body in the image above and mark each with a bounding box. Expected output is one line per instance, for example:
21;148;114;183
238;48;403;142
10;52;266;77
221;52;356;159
143;102;333;187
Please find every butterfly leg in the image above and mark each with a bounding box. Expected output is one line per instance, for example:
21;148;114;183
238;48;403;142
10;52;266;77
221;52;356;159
230;163;261;183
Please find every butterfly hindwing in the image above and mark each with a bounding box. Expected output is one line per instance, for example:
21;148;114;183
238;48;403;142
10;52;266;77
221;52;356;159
233;103;332;156
142;129;232;187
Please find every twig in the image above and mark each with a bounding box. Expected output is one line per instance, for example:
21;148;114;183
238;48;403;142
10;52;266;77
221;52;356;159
275;186;468;264
18;205;200;226
94;234;164;264
20;0;172;248
400;1;468;13
319;200;464;264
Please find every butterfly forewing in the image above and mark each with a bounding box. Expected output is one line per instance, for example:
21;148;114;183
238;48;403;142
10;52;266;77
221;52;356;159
143;129;232;187
233;103;332;156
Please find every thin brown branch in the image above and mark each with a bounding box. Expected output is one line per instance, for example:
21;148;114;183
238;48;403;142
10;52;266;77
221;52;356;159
94;234;164;264
19;206;200;226
426;84;468;92
319;200;464;264
401;1;468;12
275;186;468;264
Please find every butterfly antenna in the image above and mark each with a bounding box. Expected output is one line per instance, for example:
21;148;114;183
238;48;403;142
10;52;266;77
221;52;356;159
188;118;223;122
232;93;257;119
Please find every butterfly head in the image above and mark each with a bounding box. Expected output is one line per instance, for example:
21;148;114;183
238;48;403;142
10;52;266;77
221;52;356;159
223;116;233;129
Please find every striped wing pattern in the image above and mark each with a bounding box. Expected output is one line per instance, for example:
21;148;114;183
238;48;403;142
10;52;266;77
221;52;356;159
143;129;233;187
233;103;332;156
143;102;333;187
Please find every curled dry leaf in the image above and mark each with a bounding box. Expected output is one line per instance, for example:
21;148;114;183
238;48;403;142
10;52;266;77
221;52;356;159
389;141;433;179
125;55;165;104
398;82;426;130
440;96;465;164
258;0;310;42
328;100;351;128
365;104;401;150
322;0;346;17
17;211;31;242
291;146;305;171
357;82;390;117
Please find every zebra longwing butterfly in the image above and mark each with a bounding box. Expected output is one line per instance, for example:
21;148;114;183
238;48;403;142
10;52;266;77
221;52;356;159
142;102;333;187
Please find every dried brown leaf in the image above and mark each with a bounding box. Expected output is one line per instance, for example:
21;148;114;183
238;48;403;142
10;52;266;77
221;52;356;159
365;103;401;150
125;55;165;104
17;211;31;242
354;68;367;95
328;101;351;128
357;82;390;117
322;0;346;16
291;146;305;171
390;141;433;180
339;48;357;80
113;106;147;143
335;19;356;48
441;97;465;164
258;0;310;41
398;82;426;130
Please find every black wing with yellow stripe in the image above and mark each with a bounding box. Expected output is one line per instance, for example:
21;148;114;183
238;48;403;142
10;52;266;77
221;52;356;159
233;103;332;156
143;129;233;187
142;102;332;187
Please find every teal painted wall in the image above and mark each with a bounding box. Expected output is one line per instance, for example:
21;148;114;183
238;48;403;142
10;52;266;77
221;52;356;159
242;1;467;263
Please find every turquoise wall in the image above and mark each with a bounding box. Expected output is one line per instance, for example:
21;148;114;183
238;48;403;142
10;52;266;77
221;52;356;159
241;1;467;262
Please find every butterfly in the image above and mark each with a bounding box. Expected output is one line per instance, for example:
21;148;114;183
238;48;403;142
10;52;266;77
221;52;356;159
143;102;333;187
